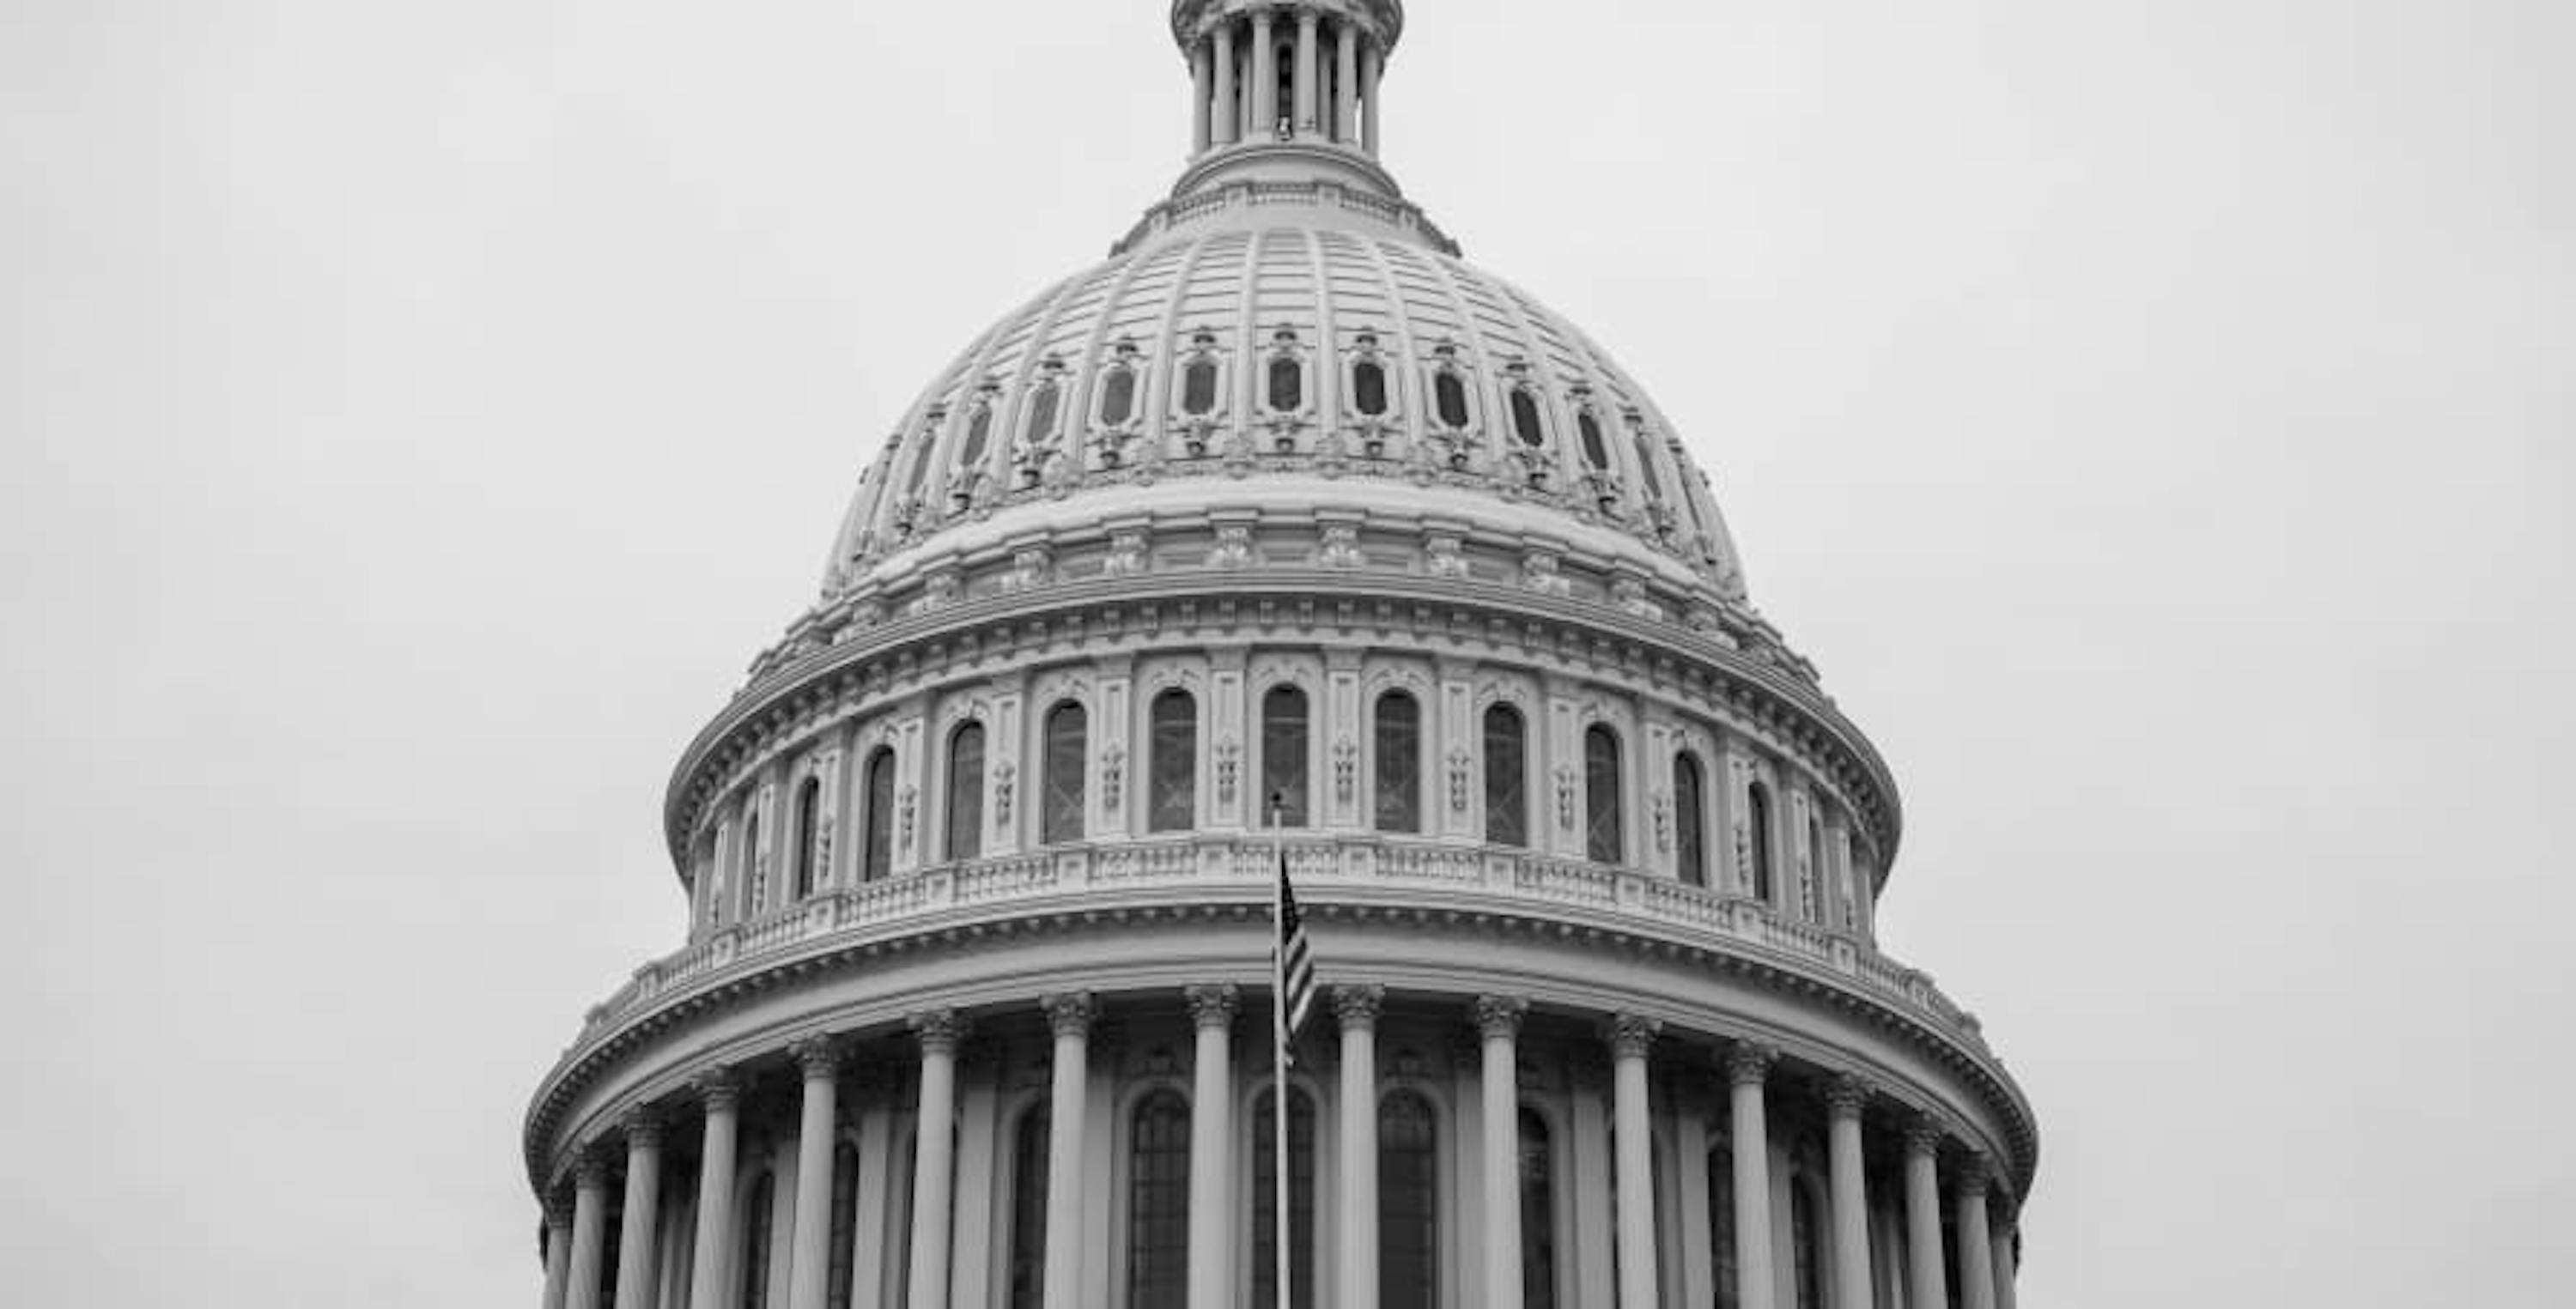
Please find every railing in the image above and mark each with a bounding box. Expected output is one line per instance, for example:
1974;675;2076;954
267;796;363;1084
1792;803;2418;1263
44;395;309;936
571;834;1981;1058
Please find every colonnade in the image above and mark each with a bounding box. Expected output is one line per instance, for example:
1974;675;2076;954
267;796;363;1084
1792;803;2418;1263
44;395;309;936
540;990;2021;1309
1188;5;1384;156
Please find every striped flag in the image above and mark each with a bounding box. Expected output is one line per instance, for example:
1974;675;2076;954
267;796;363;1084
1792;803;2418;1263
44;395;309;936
1274;844;1317;1051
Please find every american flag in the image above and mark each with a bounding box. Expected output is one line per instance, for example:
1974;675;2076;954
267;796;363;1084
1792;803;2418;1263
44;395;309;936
1274;843;1317;1053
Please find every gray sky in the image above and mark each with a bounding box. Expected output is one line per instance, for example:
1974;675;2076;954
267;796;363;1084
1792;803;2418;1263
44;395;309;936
3;0;2569;1304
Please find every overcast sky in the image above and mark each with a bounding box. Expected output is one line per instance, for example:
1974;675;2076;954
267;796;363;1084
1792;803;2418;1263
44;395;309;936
3;0;2570;1304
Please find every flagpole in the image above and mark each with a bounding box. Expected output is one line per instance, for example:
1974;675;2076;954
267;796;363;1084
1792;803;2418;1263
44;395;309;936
1269;792;1291;1309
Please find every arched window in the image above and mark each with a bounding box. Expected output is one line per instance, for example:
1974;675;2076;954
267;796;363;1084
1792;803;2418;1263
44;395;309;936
1433;371;1471;429
1802;813;1826;921
1262;686;1310;827
1510;389;1545;447
1252;1088;1316;1309
1791;1179;1825;1309
1007;1108;1048;1309
957;405;993;469
945;722;986;861
738;1171;775;1309
793;775;822;900
1483;704;1528;847
1150;689;1198;833
1708;1137;1739;1309
1352;360;1389;415
1747;781;1776;902
1519;1107;1558;1309
741;809;765;917
1182;359;1219;416
826;1142;860;1309
1268;355;1303;413
861;748;895;882
1128;1091;1191;1309
1674;753;1707;888
1632;432;1666;500
1584;725;1624;864
1379;1091;1439;1309
1042;700;1087;845
1374;691;1421;833
1577;410;1609;469
1022;384;1060;448
1099;367;1138;427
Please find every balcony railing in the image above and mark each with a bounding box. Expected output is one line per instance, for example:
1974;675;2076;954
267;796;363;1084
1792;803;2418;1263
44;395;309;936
571;834;1987;1063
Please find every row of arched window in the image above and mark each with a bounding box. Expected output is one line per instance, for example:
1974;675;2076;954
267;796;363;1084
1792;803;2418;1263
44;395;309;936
710;690;1858;930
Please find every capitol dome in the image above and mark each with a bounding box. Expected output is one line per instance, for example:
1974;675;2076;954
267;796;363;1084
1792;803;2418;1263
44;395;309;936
527;5;2038;1309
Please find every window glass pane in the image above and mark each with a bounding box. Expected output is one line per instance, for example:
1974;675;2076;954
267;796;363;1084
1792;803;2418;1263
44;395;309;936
1792;1184;1824;1309
1748;783;1774;901
1100;368;1137;426
959;408;993;466
1802;816;1824;920
794;778;821;899
1584;726;1623;864
946;723;985;860
1710;1140;1738;1309
1674;754;1706;888
738;1174;775;1309
1262;686;1309;827
743;812;764;916
1578;411;1609;469
1434;372;1470;428
1483;706;1527;847
1127;1092;1191;1309
1519;1108;1557;1309
1269;356;1303;412
1510;389;1545;446
1150;691;1197;833
1353;361;1388;415
863;748;895;882
1042;702;1086;845
1008;1110;1048;1309
827;1143;860;1309
1182;361;1219;415
1252;1089;1316;1309
1023;385;1060;448
1379;1092;1439;1308
1374;692;1421;833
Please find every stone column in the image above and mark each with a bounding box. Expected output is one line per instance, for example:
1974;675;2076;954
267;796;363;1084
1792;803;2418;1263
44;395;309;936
540;1196;574;1309
1724;1044;1777;1309
1474;995;1528;1309
908;1009;970;1309
685;1070;742;1309
1359;41;1382;155
1955;1159;1996;1309
1826;1076;1874;1309
1212;25;1238;147
1040;993;1095;1309
1294;8;1321;135
1904;1123;1948;1309
1186;985;1239;1309
1335;985;1386;1309
564;1153;613;1309
787;1039;843;1309
1190;39;1213;154
1609;1015;1661;1309
1334;21;1359;144
1990;1210;2020;1309
613;1110;665;1309
1250;9;1279;136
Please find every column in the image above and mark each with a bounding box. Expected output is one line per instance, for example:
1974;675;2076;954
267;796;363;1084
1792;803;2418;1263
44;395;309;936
1293;8;1320;135
1185;985;1239;1309
1250;9;1279;137
1724;1044;1777;1309
1040;993;1095;1309
1359;40;1382;155
786;1039;843;1309
1826;1076;1874;1309
1955;1158;1996;1309
1211;25;1238;147
1609;1015;1661;1309
613;1109;665;1309
1990;1210;2020;1309
1334;21;1359;144
908;1009;969;1309
1335;985;1385;1309
564;1154;613;1309
1190;39;1213;154
1904;1123;1948;1309
539;1196;573;1309
685;1070;742;1309
1474;995;1528;1309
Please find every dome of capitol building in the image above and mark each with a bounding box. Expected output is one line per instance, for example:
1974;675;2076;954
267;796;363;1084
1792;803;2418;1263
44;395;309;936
524;4;2040;1309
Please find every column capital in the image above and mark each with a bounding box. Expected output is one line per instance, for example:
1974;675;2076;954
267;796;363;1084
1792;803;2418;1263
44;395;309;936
544;1192;576;1230
1826;1072;1876;1119
1607;1012;1662;1061
573;1149;616;1191
1953;1150;1993;1200
1472;993;1528;1040
789;1034;844;1081
692;1065;743;1112
621;1106;666;1150
1186;982;1241;1029
1904;1116;1949;1160
1722;1040;1777;1088
1332;982;1386;1030
1041;991;1097;1039
908;1007;971;1054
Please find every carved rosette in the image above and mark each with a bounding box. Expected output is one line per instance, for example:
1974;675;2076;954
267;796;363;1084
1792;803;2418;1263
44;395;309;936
1040;991;1097;1040
790;1035;843;1082
1332;983;1386;1031
1185;983;1240;1030
693;1066;743;1114
1723;1040;1778;1088
909;1008;971;1056
1826;1073;1876;1120
1607;1012;1662;1061
1472;993;1528;1041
